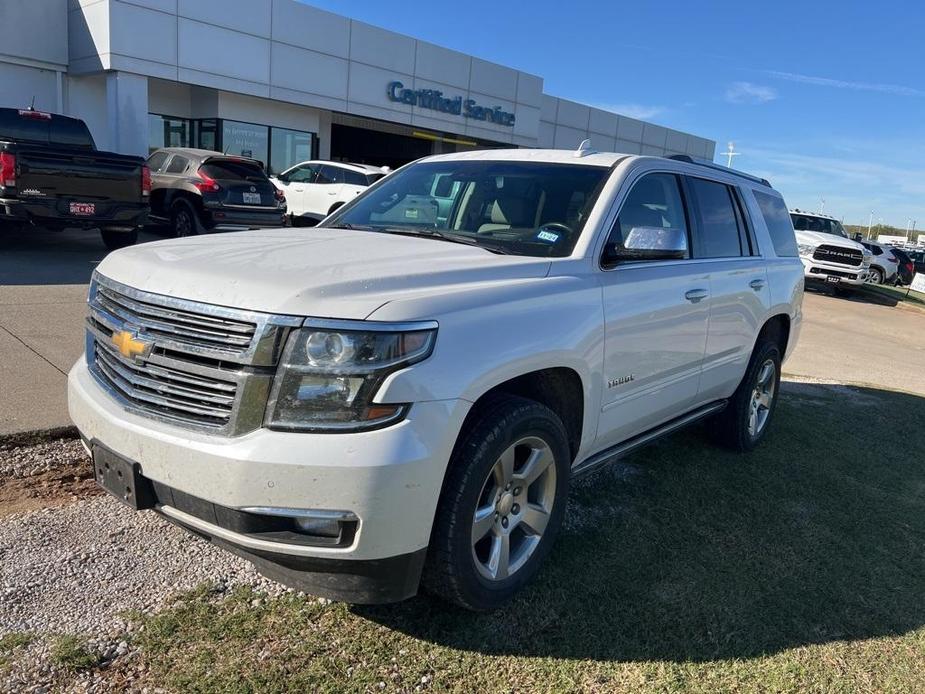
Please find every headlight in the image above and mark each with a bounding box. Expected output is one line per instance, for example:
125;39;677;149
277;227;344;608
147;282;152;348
266;320;437;432
797;243;815;257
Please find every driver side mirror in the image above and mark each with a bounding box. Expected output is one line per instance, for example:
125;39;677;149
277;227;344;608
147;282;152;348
275;173;289;184
603;226;688;264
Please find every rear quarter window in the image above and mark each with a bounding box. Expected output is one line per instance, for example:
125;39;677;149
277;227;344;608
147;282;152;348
753;190;799;257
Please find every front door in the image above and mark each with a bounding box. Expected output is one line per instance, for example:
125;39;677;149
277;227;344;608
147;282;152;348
596;172;710;450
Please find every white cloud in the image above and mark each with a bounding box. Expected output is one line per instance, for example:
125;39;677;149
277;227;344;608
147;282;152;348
766;70;925;97
725;82;778;104
593;103;666;120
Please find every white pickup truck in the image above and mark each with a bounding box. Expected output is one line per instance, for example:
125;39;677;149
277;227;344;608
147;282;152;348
68;148;803;610
790;209;872;293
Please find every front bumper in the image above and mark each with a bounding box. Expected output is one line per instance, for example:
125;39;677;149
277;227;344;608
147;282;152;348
801;257;869;286
68;358;470;602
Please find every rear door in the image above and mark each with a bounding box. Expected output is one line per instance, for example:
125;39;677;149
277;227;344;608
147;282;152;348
596;172;710;449
199;158;276;208
304;164;346;216
685;176;770;403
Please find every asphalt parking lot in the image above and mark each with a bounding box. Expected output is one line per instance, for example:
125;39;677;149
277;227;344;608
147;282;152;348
1;227;924;435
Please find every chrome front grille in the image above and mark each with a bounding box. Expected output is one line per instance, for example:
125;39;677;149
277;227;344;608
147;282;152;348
86;274;302;435
96;284;257;355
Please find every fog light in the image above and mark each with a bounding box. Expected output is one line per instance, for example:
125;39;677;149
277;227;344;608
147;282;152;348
294;516;341;538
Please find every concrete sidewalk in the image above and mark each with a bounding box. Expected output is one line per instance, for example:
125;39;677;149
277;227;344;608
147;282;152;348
0;227;159;435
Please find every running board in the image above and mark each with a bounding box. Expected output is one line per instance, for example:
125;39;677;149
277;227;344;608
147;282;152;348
571;400;727;478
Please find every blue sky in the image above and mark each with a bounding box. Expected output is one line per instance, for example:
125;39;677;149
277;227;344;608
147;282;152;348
306;0;924;228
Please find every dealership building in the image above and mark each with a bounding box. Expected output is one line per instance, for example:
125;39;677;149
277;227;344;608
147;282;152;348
1;0;715;173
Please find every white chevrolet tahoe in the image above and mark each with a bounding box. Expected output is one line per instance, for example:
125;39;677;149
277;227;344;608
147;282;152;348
68;148;804;611
790;209;872;293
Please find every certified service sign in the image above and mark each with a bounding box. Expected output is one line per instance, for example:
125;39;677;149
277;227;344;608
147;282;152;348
387;81;516;127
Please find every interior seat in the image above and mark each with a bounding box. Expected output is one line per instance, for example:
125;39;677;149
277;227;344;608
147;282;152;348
478;198;531;233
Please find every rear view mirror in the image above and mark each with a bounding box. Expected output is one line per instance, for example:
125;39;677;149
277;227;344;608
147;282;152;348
605;226;688;263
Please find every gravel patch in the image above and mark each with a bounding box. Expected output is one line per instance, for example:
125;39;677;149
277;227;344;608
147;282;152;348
0;495;284;636
0;434;85;479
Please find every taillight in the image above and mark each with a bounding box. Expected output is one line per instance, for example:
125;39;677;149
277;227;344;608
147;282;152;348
141;165;151;197
193;168;220;193
0;152;15;187
17;109;51;120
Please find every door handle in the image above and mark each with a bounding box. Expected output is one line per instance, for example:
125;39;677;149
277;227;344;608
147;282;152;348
749;278;766;291
684;288;709;303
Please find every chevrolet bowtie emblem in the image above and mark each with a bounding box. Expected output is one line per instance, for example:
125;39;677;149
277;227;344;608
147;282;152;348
111;330;152;360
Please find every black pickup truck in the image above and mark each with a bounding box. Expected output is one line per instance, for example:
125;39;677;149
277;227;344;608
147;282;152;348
0;108;149;250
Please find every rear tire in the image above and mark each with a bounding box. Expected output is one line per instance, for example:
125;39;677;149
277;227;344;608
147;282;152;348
868;267;884;284
100;228;139;251
712;340;782;453
171;200;200;237
422;394;570;611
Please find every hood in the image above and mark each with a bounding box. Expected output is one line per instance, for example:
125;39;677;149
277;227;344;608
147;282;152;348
96;228;551;319
794;230;865;251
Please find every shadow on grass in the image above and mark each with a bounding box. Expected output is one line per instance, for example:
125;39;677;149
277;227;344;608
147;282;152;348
805;280;902;307
358;381;925;663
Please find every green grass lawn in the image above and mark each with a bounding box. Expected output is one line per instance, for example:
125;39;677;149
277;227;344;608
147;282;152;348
860;282;925;309
108;381;924;693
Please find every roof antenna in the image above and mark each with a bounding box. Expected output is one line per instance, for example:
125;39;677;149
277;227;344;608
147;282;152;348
574;138;595;158
28;95;35;111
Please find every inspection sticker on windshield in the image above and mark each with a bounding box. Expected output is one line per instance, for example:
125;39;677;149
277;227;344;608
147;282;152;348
536;230;559;243
404;208;420;219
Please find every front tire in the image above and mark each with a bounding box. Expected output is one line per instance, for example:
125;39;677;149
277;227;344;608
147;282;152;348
712;340;782;452
100;228;138;251
422;395;571;611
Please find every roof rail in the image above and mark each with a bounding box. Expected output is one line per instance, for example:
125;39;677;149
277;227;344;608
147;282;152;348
666;154;771;188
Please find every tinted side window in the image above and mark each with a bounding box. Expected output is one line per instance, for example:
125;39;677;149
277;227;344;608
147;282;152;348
367;173;386;185
146;151;169;172
165;155;189;174
753;190;799;257
605;173;690;261
342;169;368;187
688;177;743;258
316;165;342;184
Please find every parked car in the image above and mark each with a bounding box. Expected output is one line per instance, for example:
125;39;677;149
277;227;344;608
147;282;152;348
0;107;149;250
904;247;925;275
857;240;899;284
890;247;915;286
68;147;803;611
790;209;872;295
271;160;387;225
146;148;286;236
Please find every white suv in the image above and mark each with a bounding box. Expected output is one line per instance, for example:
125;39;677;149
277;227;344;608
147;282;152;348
790;209;872;292
272;160;387;225
68;148;803;610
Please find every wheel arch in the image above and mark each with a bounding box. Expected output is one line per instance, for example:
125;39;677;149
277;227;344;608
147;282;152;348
460;367;585;463
757;312;791;358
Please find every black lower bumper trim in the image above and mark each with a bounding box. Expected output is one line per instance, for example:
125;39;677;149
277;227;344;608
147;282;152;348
164;509;426;603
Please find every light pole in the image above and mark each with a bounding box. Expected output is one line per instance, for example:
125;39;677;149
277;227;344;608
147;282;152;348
907;218;912;242
722;142;740;168
867;210;874;239
819;198;826;214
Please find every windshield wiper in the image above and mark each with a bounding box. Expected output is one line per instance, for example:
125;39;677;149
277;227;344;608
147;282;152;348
380;227;510;254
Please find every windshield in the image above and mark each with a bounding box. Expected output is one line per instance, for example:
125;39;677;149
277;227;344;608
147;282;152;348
791;213;848;238
323;160;610;257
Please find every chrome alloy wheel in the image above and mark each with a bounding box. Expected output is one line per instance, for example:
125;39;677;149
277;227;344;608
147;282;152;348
471;436;558;582
747;359;777;438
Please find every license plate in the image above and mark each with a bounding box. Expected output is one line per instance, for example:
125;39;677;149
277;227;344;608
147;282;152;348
70;202;95;216
825;276;840;284
91;445;156;510
242;192;261;204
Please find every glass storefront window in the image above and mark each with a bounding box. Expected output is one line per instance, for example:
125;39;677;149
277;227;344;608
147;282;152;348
269;127;313;175
148;114;191;152
196;119;218;152
221;120;269;167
